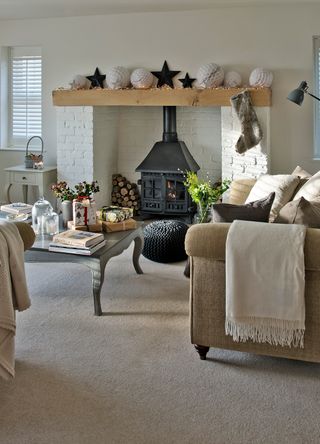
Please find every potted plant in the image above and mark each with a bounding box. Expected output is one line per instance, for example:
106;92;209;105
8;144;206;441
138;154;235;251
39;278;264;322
184;171;230;223
51;181;77;226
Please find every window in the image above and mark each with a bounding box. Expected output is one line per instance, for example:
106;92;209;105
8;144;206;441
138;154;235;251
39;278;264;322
8;46;42;148
313;36;320;158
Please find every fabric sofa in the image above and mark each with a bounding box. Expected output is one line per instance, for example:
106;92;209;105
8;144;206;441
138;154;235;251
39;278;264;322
15;221;35;251
185;179;320;363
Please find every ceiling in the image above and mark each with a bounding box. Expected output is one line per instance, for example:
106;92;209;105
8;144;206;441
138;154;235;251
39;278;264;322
0;0;317;20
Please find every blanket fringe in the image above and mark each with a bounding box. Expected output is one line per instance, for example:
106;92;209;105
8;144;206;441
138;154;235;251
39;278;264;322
225;318;305;348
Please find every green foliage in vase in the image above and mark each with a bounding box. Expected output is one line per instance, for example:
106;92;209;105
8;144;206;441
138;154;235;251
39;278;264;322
183;171;230;223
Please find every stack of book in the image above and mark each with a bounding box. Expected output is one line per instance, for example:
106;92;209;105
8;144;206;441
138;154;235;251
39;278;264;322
0;202;33;221
49;230;105;256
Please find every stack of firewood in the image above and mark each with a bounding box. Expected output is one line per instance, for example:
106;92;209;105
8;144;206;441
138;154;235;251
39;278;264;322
111;174;140;213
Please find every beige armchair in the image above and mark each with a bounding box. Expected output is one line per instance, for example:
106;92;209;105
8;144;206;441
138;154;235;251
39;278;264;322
185;179;320;363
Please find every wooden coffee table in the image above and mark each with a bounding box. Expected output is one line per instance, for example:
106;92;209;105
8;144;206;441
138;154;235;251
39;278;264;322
25;223;144;316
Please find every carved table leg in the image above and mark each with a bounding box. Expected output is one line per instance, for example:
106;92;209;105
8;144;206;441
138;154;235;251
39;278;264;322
132;235;144;275
195;345;210;360
91;259;107;316
5;183;12;203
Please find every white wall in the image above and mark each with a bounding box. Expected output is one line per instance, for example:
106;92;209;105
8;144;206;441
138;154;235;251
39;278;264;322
0;4;319;202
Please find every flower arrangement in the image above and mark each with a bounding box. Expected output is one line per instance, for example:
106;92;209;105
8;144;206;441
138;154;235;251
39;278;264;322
51;180;100;201
183;172;230;223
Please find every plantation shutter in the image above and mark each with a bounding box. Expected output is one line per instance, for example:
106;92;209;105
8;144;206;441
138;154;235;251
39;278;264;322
314;36;320;158
9;46;42;148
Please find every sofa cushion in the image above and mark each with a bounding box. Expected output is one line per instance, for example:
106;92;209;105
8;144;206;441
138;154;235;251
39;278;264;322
293;170;320;201
245;174;300;222
228;178;257;205
275;197;320;228
291;165;312;179
212;192;275;223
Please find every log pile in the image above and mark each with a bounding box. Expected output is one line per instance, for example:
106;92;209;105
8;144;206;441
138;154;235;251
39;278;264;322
111;174;140;214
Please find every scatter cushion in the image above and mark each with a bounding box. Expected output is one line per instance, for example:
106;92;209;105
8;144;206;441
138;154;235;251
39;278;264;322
245;174;300;222
275;197;320;228
211;192;275;223
293;170;320;201
228;178;257;205
291;165;312;179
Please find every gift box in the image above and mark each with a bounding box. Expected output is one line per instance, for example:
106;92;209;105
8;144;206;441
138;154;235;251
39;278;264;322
102;218;137;233
67;221;103;232
97;206;133;223
73;198;97;226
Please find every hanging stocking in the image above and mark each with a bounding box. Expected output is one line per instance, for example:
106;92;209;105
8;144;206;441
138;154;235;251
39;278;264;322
230;90;263;154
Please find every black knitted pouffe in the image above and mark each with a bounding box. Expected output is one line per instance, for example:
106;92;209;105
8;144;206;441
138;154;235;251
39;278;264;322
142;220;189;263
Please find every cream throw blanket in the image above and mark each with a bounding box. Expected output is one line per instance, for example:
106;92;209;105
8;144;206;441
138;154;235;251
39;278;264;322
0;221;30;379
225;220;306;348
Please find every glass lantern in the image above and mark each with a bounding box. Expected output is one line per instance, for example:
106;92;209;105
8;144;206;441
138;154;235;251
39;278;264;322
32;197;53;234
41;210;59;235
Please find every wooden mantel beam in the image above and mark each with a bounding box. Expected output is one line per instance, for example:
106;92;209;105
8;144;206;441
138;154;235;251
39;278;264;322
52;87;271;107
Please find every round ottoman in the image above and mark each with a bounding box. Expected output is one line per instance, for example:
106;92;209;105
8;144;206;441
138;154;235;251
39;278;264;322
142;220;189;263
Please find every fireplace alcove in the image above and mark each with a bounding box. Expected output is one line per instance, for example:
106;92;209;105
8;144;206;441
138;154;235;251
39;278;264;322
53;87;271;210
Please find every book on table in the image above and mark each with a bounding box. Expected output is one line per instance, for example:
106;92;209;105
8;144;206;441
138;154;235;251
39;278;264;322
0;202;33;214
48;240;106;256
52;230;104;247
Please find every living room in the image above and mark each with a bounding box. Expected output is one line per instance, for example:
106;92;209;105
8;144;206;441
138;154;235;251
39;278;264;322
1;1;320;443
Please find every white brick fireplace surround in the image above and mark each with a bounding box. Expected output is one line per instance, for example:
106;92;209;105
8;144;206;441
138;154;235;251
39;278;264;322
56;105;270;208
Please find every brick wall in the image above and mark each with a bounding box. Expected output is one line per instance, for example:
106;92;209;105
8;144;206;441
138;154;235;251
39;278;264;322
56;104;270;207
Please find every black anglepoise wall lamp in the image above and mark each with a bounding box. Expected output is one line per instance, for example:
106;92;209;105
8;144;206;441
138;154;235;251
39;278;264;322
287;81;320;105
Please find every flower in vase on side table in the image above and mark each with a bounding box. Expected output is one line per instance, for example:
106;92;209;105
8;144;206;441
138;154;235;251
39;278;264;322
184;172;230;223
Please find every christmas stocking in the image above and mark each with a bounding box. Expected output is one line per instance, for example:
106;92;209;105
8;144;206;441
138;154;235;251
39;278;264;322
230;90;263;154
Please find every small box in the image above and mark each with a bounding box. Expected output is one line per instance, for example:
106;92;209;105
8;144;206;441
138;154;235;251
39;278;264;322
102;218;137;233
67;221;103;232
73;199;97;226
97;206;133;223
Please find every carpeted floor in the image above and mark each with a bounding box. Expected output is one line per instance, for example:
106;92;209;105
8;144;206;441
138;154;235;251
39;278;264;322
1;246;320;444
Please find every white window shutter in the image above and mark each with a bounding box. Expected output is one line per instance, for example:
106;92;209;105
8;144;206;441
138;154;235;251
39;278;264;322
9;47;42;148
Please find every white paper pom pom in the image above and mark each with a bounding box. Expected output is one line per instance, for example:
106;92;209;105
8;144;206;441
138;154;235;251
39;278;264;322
106;66;131;89
196;63;224;88
69;75;89;90
130;68;154;89
249;68;273;87
224;71;242;88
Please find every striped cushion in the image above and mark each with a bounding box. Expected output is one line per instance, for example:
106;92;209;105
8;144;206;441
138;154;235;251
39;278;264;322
245;174;300;222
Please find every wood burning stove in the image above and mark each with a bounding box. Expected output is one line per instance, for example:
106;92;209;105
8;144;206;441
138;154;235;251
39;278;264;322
136;106;200;217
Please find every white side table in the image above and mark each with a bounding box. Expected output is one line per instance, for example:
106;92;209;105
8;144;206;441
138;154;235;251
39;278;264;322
5;165;57;204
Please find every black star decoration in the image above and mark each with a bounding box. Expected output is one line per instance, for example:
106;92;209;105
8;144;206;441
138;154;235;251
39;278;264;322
86;67;106;88
151;61;180;89
179;73;196;89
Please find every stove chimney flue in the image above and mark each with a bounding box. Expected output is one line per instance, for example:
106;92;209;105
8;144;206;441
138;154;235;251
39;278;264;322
163;106;178;142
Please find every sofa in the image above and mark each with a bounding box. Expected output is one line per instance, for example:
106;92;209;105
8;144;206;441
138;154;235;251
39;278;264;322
15;222;35;250
185;179;320;363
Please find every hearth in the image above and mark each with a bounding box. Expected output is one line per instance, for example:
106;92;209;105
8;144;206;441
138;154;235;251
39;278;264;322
136;106;200;217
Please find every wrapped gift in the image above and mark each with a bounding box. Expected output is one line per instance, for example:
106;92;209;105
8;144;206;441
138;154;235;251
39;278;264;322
97;206;133;223
67;221;102;232
73;198;97;226
102;218;137;233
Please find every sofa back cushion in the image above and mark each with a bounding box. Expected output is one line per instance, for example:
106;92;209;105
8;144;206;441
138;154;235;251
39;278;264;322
293;170;320;201
245;174;300;222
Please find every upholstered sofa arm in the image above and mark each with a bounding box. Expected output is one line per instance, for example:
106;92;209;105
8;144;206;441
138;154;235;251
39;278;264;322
185;223;230;260
185;222;320;271
14;222;35;251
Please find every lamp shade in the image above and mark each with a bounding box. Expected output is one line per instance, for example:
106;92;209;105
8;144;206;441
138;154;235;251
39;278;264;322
287;81;308;106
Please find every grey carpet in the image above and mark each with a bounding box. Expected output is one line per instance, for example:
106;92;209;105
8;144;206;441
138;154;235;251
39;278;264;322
1;246;320;444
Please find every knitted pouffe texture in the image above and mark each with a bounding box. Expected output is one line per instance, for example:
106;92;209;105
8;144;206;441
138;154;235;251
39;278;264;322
142;220;189;263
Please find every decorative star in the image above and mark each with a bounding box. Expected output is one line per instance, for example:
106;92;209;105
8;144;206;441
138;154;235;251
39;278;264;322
86;67;106;88
179;73;196;89
151;61;180;89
